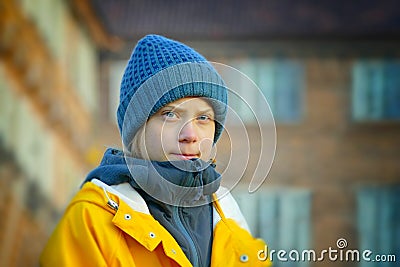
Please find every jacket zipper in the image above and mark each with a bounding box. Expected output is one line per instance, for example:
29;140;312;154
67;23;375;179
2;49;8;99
172;205;200;267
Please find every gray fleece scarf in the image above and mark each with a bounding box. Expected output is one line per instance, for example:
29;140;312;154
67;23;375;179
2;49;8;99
83;148;221;267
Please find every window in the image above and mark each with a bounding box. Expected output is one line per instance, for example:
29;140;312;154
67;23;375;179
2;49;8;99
233;188;312;267
357;186;400;267
225;59;305;124
352;60;400;121
75;32;98;113
109;61;127;122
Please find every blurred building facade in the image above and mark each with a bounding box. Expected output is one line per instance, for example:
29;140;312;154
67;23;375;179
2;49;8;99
210;41;400;267
1;1;400;267
0;0;116;265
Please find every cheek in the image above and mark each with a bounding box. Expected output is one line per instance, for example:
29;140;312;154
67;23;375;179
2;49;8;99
199;126;216;159
159;124;180;143
143;124;178;156
139;123;161;158
201;123;215;143
199;136;214;157
144;130;161;149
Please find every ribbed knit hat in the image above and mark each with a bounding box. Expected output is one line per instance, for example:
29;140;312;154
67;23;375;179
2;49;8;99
117;34;228;149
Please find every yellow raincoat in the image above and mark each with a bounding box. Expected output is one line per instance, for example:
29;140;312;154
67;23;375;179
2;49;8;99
40;180;272;267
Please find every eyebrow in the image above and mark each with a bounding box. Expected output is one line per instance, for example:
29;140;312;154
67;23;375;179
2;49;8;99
162;105;214;114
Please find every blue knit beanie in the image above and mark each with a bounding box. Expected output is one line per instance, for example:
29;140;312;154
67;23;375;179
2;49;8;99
117;34;228;149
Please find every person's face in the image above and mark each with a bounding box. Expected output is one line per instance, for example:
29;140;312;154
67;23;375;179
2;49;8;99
138;97;216;162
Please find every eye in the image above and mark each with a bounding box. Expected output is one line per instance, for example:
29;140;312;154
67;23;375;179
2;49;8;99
197;115;212;122
162;111;177;120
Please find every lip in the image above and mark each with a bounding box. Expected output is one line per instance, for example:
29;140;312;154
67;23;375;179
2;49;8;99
170;153;200;160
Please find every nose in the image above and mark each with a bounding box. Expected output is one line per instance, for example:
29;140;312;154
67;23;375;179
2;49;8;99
179;120;199;143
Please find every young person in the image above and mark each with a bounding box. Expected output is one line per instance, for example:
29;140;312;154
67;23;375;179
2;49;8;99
40;34;271;267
